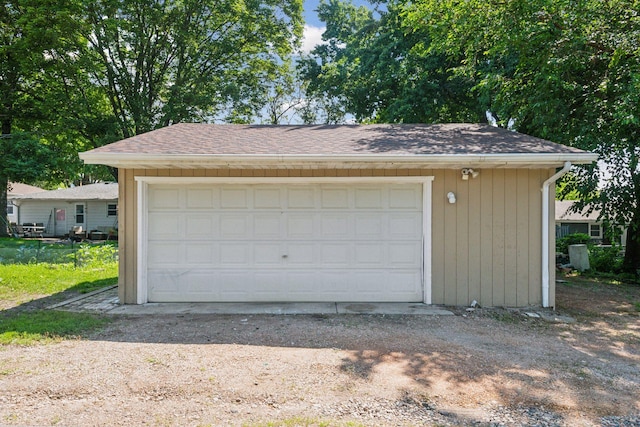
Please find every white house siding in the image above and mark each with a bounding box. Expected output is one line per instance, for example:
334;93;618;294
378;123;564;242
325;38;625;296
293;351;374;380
7;201;18;224
86;200;118;232
11;201;55;233
13;200;117;236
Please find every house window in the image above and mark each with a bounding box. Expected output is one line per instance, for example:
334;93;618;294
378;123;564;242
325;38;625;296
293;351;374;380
107;204;117;217
6;204;13;215
75;204;85;224
559;223;589;238
590;224;601;238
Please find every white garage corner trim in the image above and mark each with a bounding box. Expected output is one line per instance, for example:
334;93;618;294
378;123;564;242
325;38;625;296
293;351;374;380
135;176;434;305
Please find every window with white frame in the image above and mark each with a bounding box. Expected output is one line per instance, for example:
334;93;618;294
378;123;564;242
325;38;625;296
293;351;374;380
6;204;13;215
589;223;601;238
75;204;85;224
107;203;117;216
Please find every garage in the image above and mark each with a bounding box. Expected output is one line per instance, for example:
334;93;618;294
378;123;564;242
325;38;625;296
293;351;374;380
139;178;431;303
80;123;598;307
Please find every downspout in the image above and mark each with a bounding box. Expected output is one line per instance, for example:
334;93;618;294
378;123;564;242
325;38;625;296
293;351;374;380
541;161;572;308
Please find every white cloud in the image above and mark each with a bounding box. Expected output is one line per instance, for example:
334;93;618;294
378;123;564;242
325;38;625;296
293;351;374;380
301;25;326;54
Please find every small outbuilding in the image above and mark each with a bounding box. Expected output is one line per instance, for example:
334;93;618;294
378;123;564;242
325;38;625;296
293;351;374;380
80;124;597;308
9;182;118;238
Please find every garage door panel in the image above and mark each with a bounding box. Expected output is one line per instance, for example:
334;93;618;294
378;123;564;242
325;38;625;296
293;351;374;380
185;215;216;238
389;242;422;266
321;244;351;265
355;215;384;239
253;214;281;238
321;187;349;208
148;271;181;296
146;183;424;303
355;188;383;208
389;186;421;209
254;187;282;208
321;214;350;237
354;243;384;265
285;243;315;265
185;243;215;265
187;273;218;294
220;188;249;208
148;213;181;238
286;272;319;294
148;242;183;266
149;188;181;209
288;187;316;208
220;215;251;238
389;213;422;238
287;214;315;237
219;275;254;298
220;243;251;266
148;269;422;302
254;243;283;266
186;188;215;208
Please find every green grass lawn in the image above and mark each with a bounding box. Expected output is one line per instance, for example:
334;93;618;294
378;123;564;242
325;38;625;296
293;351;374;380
0;240;118;345
0;262;117;306
0;310;111;345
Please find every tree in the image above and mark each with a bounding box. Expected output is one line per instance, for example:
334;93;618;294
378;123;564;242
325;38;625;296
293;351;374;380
77;0;303;136
308;0;640;273
404;0;640;272
300;0;484;123
0;0;78;235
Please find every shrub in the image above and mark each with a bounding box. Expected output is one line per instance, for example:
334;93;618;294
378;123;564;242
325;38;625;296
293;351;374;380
556;233;592;254
71;243;118;267
589;246;623;273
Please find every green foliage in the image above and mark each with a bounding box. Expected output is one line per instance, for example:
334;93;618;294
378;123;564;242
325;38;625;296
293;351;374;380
556;174;584;201
1;0;304;188
0;240;117;266
308;0;640;272
589;246;624;274
301;0;483;123
72;243;118;267
0;310;110;345
404;0;640;272
77;0;303;137
556;233;591;254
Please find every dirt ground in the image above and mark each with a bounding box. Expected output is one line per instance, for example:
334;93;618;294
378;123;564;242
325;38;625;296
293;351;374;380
1;276;639;426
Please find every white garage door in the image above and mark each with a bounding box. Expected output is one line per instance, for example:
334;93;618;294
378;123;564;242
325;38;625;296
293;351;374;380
145;182;424;302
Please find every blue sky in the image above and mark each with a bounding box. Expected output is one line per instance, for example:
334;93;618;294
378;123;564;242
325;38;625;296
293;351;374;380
303;0;325;27
301;0;375;52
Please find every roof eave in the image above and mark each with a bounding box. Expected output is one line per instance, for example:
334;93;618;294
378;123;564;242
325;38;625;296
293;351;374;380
80;152;598;169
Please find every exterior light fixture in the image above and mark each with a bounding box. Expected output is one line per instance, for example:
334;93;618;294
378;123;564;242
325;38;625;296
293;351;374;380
461;168;480;180
447;192;456;204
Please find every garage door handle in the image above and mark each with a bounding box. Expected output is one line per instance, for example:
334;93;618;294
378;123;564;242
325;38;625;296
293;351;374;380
282;255;288;258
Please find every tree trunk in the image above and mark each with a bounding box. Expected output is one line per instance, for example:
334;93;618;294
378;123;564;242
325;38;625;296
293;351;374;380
622;208;640;275
0;175;9;237
0;117;10;237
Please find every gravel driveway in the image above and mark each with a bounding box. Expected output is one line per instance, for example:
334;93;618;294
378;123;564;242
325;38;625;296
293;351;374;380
1;278;638;426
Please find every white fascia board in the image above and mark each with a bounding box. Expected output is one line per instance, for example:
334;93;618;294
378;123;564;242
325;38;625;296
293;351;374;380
80;152;599;168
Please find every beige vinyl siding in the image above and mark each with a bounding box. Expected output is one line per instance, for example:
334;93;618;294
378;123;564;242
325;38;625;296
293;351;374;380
119;167;553;307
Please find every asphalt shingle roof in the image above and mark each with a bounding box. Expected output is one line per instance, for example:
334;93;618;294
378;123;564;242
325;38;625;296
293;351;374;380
556;200;600;221
85;123;588;156
8;182;44;196
10;182;118;201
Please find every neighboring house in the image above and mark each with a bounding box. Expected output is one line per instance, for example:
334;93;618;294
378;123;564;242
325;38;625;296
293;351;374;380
80;123;597;308
555;200;627;245
7;182;45;224
9;182;118;238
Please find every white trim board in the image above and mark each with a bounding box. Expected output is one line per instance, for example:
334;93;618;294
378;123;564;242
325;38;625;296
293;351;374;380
135;176;434;304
